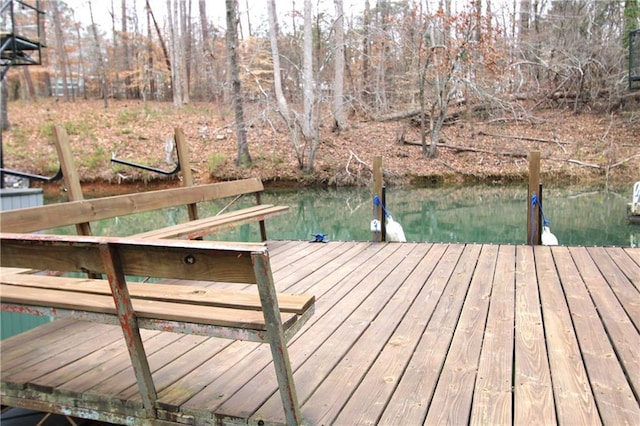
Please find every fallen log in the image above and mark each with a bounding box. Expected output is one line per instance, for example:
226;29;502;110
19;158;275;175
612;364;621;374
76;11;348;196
402;140;527;158
478;131;570;145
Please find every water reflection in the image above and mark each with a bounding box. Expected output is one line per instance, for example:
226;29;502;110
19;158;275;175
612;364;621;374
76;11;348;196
48;185;638;246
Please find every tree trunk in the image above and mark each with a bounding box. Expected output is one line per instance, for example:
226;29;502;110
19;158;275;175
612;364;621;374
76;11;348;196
302;0;314;140
75;24;87;99
245;0;252;37
180;0;190;103
225;0;251;167
110;0;121;99
1;78;9;129
22;67;36;100
519;0;530;43
145;5;155;102
268;0;305;168
362;0;371;104
146;0;171;72
121;0;132;99
89;1;109;108
167;0;183;106
267;0;289;117
51;0;70;101
375;1;389;110
333;0;346;130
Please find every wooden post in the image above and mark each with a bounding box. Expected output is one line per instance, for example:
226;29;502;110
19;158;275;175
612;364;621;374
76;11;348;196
381;185;387;241
53;125;92;236
527;151;541;245
372;156;383;242
174;127;198;221
252;252;302;425
99;243;158;418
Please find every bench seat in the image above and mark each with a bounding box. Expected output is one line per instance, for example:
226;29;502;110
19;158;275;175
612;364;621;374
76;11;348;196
0;233;313;424
132;204;290;240
1;273;314;340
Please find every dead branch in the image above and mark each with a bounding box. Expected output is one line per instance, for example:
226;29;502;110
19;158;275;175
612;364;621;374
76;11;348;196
402;140;527;158
544;153;640;169
478;130;570;145
345;150;371;175
375;109;421;122
609;153;640;168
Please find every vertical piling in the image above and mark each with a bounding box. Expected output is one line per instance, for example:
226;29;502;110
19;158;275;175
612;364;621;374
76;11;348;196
373;156;383;242
527;151;541;245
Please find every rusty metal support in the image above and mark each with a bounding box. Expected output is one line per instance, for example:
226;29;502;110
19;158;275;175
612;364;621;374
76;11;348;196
99;243;158;419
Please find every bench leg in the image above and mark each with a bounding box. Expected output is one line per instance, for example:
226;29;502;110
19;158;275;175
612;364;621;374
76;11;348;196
259;219;268;241
255;192;268;241
252;253;301;426
100;244;158;419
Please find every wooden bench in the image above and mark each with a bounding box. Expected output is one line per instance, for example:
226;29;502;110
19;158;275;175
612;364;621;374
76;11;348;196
0;178;289;241
0;232;314;425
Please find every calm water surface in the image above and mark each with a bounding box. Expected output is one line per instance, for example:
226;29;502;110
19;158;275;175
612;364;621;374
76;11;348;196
49;184;638;247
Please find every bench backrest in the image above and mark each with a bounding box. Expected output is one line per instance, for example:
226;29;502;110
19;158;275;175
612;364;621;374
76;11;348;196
0;178;264;233
0;232;266;284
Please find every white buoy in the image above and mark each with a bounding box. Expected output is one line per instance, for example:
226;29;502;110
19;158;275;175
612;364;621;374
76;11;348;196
386;215;406;242
541;226;558;246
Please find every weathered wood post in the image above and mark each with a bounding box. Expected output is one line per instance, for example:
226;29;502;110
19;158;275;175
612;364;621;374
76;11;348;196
53;125;92;236
527;151;541;245
175;127;198;220
372;156;383;242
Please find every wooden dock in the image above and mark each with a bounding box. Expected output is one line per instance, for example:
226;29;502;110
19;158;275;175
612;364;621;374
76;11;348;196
2;240;639;425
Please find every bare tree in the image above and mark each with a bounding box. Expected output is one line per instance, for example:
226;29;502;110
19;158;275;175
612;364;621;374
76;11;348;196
302;0;314;141
268;0;308;169
50;0;71;101
268;0;289;118
362;0;371;105
89;1;108;108
121;0;132;99
333;0;346;130
179;0;190;103
225;0;251;166
1;79;9;129
416;6;494;158
167;0;187;106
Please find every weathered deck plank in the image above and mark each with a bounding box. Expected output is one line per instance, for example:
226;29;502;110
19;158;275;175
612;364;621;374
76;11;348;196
333;243;449;425
470;244;515;426
536;246;601;425
376;244;478;425
514;245;556;425
2;241;639;426
423;244;497;425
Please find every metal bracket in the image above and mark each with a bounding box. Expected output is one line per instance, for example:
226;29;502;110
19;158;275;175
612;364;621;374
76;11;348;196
110;156;180;176
0;166;63;182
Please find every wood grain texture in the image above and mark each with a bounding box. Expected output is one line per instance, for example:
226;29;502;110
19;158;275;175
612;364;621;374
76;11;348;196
470;245;515;426
0;178;264;233
131;204;289;240
513;245;556;425
2;274;314;314
0;233;263;283
536;246;600;425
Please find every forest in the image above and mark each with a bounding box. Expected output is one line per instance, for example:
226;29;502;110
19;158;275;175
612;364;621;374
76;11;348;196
1;0;639;187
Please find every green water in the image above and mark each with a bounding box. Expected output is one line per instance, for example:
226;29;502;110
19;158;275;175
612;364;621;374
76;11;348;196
48;184;638;247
